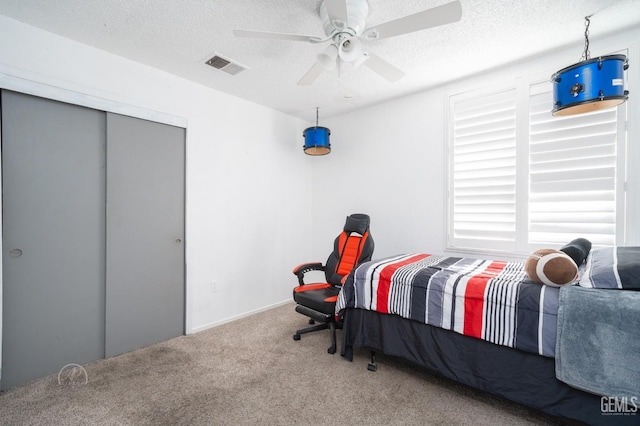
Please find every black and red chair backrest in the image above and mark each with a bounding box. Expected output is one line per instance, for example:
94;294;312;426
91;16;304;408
324;213;374;286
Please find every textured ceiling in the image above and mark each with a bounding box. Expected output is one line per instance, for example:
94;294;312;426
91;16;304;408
1;0;639;122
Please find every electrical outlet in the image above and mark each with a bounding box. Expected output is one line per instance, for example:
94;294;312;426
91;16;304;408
210;281;219;293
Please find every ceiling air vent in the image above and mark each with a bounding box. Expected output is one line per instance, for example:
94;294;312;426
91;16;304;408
205;54;247;76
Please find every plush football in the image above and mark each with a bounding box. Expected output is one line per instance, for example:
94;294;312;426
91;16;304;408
525;249;579;287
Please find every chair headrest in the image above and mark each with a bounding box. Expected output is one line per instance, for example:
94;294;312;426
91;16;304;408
344;214;370;235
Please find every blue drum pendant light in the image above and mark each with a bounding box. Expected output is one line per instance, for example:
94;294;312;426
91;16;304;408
303;107;331;156
552;16;629;116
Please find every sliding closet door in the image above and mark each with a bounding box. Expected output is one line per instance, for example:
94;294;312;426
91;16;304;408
105;113;185;357
1;90;106;390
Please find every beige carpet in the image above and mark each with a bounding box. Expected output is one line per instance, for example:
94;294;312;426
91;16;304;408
0;303;566;425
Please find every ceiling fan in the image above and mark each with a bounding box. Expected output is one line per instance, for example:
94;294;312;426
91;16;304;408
233;0;462;85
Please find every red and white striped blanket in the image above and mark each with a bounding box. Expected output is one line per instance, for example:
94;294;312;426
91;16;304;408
335;253;559;357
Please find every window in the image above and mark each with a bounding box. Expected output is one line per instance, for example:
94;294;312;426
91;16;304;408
448;86;518;252
447;77;627;254
528;81;622;247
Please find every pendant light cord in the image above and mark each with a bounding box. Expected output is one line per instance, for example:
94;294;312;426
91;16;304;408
316;107;319;128
580;15;592;62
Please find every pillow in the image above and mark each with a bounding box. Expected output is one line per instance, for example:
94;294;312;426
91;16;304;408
525;248;579;287
559;238;592;266
578;246;640;290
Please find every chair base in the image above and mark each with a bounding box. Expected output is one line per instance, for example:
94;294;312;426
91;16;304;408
293;304;341;354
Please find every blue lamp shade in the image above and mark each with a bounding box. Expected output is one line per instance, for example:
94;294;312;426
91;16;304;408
551;54;629;116
303;126;331;156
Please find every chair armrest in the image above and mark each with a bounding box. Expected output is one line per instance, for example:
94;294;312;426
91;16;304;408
293;262;325;285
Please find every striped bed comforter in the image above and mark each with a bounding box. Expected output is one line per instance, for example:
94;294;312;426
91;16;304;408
335;253;560;357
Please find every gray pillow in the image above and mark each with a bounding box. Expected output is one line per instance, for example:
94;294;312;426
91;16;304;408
579;246;640;290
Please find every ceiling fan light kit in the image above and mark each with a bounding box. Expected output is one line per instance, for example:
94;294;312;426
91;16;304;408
551;15;629;116
318;44;339;70
338;36;363;62
234;0;462;86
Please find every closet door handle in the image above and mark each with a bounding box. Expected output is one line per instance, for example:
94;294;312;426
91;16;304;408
9;248;23;258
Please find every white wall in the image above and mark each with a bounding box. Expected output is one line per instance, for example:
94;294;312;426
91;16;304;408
312;26;640;262
0;16;313;344
308;89;448;260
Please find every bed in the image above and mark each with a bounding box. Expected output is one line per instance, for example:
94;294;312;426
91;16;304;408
335;248;640;425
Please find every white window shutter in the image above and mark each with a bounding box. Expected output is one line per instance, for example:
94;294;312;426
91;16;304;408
528;81;620;246
449;87;518;251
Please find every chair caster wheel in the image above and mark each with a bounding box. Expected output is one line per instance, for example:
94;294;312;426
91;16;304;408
308;319;315;325
327;346;336;354
293;334;301;341
367;351;377;371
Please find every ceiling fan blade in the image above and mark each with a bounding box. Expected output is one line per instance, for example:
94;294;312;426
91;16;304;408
362;52;405;82
324;0;349;28
363;0;462;41
234;29;323;43
297;61;326;86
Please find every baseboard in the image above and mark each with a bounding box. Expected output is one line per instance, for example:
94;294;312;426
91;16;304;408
189;299;292;334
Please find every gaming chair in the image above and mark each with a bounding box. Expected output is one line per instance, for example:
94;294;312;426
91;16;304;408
292;213;374;354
